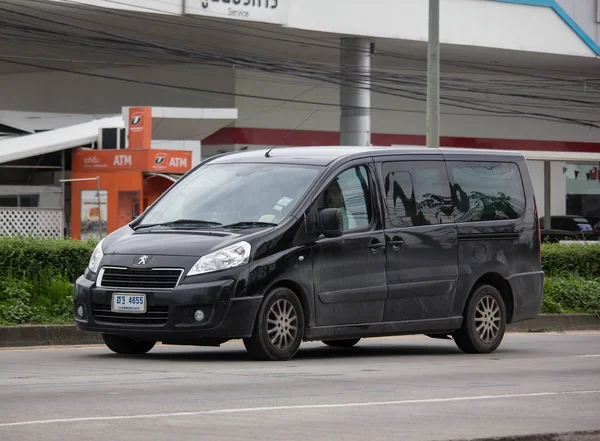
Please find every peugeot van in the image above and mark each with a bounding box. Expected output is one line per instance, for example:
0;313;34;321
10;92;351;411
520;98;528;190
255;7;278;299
74;146;544;361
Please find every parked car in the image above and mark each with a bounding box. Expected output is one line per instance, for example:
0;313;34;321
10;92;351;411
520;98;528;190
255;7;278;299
74;146;544;361
540;215;600;242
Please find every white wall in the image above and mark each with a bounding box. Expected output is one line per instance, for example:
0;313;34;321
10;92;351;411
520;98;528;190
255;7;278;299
288;0;594;57
555;0;600;46
48;0;596;57
527;160;568;218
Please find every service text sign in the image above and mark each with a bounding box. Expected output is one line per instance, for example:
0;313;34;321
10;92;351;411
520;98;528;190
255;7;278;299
186;0;288;25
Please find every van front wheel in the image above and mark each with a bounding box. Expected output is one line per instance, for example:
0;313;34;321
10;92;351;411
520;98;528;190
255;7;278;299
243;287;305;361
101;334;156;355
453;284;506;354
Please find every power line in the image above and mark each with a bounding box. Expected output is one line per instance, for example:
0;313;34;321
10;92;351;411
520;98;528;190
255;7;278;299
1;0;599;129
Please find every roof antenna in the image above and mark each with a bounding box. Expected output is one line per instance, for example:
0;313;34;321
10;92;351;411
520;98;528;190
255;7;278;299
266;108;319;157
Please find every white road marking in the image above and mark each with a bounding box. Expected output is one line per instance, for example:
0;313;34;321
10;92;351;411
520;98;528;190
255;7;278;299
1;390;599;428
576;355;600;358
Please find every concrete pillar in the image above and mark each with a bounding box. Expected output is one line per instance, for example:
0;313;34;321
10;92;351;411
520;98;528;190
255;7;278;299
340;38;371;146
544;160;552;228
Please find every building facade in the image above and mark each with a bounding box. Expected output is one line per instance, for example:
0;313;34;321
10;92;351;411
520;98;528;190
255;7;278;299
1;0;599;236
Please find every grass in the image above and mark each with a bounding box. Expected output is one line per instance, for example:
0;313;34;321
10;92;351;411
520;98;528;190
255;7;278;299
0;273;73;325
0;274;598;326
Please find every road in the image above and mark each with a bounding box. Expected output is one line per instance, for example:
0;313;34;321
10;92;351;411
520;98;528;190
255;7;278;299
0;332;599;441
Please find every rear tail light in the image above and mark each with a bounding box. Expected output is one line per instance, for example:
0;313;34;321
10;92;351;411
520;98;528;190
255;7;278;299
535;202;542;261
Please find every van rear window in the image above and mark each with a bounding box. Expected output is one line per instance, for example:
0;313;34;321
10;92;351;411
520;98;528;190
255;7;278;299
447;161;526;222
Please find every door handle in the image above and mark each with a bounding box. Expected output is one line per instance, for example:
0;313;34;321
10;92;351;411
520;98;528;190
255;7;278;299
388;236;405;251
388;239;405;245
368;239;384;253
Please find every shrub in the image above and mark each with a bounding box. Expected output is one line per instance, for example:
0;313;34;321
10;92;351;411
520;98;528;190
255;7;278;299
0;236;97;282
1;237;600;325
541;242;600;279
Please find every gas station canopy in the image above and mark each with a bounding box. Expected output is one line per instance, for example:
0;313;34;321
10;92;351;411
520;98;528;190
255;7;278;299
124;107;238;142
0;106;238;165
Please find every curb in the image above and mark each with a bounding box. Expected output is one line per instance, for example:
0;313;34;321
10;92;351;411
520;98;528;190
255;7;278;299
1;314;599;348
448;430;600;441
506;314;600;333
0;324;103;347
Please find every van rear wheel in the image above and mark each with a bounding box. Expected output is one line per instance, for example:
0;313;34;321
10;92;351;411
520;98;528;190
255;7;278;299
453;284;506;354
322;339;361;348
243;287;305;361
101;334;156;355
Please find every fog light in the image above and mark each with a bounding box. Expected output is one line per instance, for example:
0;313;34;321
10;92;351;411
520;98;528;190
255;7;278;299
76;305;84;318
194;309;205;322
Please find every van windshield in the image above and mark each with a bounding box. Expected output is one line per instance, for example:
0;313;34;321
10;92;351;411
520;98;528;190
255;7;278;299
137;162;322;228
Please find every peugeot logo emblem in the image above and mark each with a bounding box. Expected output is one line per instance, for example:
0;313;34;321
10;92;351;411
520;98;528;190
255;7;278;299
138;255;149;265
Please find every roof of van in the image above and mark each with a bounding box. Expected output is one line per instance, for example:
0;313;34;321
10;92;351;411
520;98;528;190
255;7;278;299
208;146;525;167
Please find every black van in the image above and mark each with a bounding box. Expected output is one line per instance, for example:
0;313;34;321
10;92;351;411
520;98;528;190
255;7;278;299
74;146;544;361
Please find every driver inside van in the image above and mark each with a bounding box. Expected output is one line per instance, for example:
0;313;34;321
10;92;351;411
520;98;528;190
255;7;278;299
317;178;357;231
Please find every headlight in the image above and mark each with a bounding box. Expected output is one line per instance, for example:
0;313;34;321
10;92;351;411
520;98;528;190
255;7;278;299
88;239;105;273
188;241;251;276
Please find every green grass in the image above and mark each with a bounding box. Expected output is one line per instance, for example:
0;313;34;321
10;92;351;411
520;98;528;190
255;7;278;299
0;273;73;325
541;275;600;315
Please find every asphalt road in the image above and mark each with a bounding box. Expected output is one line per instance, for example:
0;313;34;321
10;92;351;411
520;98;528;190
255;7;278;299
1;332;599;441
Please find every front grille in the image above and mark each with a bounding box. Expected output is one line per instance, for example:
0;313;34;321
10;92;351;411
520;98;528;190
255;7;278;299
99;267;183;290
92;304;169;325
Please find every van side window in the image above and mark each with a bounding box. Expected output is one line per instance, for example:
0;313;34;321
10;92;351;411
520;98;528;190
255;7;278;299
447;161;525;222
383;161;453;227
318;166;372;231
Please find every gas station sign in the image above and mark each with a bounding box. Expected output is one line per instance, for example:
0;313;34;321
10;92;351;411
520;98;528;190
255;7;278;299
72;149;192;174
185;0;289;25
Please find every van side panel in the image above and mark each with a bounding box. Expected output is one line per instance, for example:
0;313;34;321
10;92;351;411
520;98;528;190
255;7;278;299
442;154;543;324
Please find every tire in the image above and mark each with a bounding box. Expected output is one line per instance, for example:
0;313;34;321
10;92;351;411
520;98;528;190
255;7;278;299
243;287;305;361
101;334;156;355
453;284;507;354
322;339;361;348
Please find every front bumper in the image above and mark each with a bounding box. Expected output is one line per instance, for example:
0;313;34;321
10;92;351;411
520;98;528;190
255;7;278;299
74;275;261;342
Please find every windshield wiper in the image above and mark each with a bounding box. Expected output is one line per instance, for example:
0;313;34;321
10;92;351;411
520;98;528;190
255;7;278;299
222;221;278;229
133;219;223;230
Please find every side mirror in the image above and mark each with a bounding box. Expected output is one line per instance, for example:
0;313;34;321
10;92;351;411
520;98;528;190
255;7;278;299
319;208;343;238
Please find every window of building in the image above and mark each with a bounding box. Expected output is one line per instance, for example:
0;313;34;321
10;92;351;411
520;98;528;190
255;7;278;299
565;162;600;227
0;195;18;207
382;161;453;227
447;161;525;222
0;194;40;208
19;194;40;207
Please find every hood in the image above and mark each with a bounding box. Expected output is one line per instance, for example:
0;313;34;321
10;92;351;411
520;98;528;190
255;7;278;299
103;227;252;257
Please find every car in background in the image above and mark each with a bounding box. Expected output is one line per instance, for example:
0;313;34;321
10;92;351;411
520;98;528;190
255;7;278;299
540;215;600;243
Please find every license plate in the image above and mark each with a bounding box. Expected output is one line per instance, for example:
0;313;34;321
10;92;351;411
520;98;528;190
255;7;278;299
111;294;147;313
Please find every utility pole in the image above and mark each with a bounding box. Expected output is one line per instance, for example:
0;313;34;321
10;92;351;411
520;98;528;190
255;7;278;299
426;0;440;148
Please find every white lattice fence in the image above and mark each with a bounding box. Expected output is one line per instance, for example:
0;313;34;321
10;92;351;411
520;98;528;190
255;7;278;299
0;208;64;238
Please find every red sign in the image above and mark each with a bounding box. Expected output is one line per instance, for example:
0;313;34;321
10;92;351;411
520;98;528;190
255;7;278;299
73;149;192;174
128;107;152;149
148;151;191;173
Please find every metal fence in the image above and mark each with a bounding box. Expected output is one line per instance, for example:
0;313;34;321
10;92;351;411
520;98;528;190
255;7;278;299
0;208;64;238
